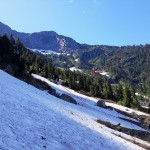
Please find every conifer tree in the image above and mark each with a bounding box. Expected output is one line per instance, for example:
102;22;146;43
123;87;132;107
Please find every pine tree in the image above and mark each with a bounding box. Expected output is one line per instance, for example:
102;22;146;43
123;87;132;108
102;82;113;99
114;83;123;100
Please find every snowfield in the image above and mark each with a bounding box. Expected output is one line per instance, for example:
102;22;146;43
106;102;150;117
95;71;110;77
30;49;67;56
32;74;150;129
69;67;82;72
0;70;149;150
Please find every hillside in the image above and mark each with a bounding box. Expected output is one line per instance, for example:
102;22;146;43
0;22;150;97
43;44;150;102
1;34;150;114
0;70;150;150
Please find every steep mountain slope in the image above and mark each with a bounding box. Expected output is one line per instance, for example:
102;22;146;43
0;22;82;52
0;70;149;150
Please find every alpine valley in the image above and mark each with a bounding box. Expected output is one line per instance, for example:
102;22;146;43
0;21;150;150
0;21;150;101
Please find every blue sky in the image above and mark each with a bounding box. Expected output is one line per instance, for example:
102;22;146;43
0;0;150;45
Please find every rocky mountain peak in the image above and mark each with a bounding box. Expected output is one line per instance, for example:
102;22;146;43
0;22;82;52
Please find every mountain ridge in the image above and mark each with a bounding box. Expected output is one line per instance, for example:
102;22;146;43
0;22;82;52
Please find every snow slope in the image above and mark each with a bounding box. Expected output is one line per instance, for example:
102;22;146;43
106;102;150;116
32;74;149;130
0;70;148;150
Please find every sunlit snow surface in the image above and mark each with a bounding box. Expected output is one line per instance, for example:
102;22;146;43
0;70;149;150
69;67;82;72
95;71;110;77
30;49;65;55
32;74;149;130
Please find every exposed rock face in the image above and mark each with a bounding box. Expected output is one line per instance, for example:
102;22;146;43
0;22;82;52
60;94;77;104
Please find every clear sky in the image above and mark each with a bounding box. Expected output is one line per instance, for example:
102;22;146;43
0;0;150;46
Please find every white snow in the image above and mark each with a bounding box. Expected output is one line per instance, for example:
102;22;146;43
69;67;82;72
0;70;149;150
75;58;79;62
95;71;110;77
106;102;150;117
141;106;149;109
30;49;57;55
32;74;149;131
30;49;66;56
100;71;110;77
135;92;140;96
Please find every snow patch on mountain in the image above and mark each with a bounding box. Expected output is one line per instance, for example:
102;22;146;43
75;58;79;62
30;49;66;55
69;67;82;72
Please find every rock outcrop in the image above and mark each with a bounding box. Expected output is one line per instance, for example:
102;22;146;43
60;94;77;104
97;100;106;108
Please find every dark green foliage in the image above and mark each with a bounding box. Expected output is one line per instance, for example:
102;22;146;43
102;82;113;99
122;87;132;108
0;35;25;76
35;43;150;101
113;83;123;100
65;44;150;99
